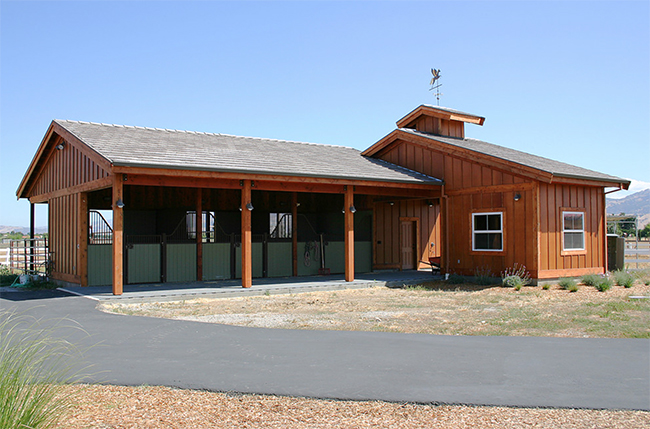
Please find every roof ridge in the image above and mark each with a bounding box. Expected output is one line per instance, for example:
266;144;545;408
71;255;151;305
55;119;354;150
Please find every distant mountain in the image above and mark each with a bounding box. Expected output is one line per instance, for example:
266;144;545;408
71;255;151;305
0;225;48;234
607;188;650;228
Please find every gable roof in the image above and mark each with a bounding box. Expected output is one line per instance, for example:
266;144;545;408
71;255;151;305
364;127;630;187
396;105;485;128
50;120;442;186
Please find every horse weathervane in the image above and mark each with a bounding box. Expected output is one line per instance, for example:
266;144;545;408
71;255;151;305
429;68;442;105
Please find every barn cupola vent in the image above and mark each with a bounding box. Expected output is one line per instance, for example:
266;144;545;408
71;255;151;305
396;105;485;139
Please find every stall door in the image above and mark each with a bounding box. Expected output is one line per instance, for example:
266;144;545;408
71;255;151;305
400;219;418;270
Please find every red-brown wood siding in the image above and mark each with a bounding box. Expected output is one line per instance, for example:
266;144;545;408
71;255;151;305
374;200;441;269
30;137;109;197
49;194;80;283
538;183;605;274
377;141;537;277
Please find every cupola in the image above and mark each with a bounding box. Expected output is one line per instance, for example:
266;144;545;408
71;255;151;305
396;105;485;138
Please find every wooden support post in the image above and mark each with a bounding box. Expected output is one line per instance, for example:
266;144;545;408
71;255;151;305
241;180;252;288
29;203;35;273
196;188;203;282
112;176;124;295
344;186;355;282
292;192;298;277
78;193;88;287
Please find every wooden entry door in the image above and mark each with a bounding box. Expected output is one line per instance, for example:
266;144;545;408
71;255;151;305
400;218;419;270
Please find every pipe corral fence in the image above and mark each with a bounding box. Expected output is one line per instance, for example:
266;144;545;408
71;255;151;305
5;238;51;275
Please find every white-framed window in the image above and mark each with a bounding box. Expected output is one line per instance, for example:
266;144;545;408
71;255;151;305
472;212;503;251
562;211;585;251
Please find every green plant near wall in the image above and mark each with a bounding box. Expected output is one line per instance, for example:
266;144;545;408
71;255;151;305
558;277;579;292
501;263;531;290
0;311;88;429
580;273;600;286
612;270;635;288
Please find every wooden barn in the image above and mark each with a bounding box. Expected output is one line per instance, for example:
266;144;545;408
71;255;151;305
17;105;629;294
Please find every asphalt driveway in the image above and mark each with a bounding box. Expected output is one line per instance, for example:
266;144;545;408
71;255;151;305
1;289;649;410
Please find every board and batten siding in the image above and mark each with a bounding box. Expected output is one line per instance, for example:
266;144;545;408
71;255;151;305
537;183;605;278
374;200;440;270
376;140;537;276
30;136;110;197
48;194;80;283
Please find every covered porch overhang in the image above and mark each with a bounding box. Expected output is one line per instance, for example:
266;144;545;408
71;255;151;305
99;167;442;295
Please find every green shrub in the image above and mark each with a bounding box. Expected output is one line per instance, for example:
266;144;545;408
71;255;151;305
542;283;551;290
446;274;465;284
0;311;87;428
0;266;19;286
502;275;524;289
558;277;578;292
501;263;531;288
612;270;635;288
595;277;613;292
474;266;497;285
581;273;600;286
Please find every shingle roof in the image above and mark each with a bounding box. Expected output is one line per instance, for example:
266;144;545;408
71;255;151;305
400;128;628;184
54;120;442;185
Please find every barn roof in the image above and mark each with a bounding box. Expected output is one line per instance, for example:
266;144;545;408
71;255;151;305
398;128;629;185
52;120;442;185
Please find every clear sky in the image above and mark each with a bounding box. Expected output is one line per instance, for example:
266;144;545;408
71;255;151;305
1;0;648;227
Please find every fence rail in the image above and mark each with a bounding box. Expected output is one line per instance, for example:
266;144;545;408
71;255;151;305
8;238;50;275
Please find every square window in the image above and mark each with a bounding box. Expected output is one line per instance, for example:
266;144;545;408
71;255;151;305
472;212;503;251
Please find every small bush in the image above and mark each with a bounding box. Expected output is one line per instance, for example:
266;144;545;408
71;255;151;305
595;277;613;292
0;266;19;286
558;277;578;292
474;266;497;285
613;270;635;288
581;274;600;286
501;263;531;288
542;284;551;290
502;275;525;289
446;274;465;284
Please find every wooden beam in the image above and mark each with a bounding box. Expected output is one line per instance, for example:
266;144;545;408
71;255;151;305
196;188;203;282
344;186;354;282
28;176;113;203
78;193;89;287
445;182;535;197
112;176;124;295
241;180;252;288
292;192;298;277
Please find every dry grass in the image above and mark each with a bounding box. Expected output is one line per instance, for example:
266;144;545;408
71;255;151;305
101;281;650;338
61;384;649;429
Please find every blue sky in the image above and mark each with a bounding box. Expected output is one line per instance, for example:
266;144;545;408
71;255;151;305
1;1;648;227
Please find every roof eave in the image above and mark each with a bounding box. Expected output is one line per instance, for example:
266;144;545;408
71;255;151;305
111;161;443;187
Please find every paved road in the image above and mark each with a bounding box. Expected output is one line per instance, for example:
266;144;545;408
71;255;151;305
1;289;649;410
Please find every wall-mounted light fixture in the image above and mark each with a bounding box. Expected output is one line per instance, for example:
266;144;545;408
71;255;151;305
56;142;65;150
514;193;521;202
349;205;357;213
427;200;434;207
115;199;125;209
246;202;254;211
389;202;394;206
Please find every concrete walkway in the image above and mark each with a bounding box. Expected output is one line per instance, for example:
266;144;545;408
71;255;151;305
1;281;648;411
58;271;440;302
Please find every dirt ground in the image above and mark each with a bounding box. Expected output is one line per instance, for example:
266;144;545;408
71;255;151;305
101;281;650;338
60;384;650;429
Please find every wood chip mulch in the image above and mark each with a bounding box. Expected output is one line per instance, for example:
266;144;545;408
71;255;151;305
59;384;649;429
